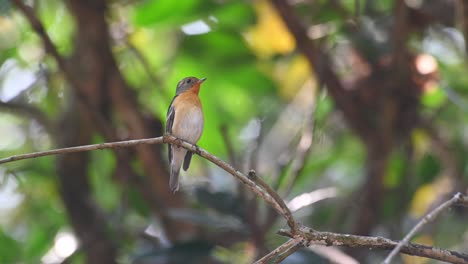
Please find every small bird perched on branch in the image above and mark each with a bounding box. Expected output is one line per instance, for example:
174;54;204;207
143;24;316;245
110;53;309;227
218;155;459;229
166;77;206;192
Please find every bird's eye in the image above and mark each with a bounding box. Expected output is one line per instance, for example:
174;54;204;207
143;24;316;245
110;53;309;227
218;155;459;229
187;79;192;84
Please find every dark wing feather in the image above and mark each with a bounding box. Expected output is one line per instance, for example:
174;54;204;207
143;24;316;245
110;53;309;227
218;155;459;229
183;151;192;171
166;96;178;162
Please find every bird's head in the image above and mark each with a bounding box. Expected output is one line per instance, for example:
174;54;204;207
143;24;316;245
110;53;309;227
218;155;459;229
176;77;206;95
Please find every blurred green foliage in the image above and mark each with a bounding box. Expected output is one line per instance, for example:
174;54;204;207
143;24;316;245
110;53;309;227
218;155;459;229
0;0;467;263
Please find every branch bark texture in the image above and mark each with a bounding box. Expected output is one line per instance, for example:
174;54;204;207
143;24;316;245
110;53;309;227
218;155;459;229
1;135;467;263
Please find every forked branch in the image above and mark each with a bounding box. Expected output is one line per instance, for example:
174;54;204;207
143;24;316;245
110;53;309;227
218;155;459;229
0;135;467;263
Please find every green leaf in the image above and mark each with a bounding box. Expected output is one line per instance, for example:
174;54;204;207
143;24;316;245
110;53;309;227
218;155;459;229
132;0;201;26
0;229;21;263
23;227;52;261
422;88;445;108
382;194;400;219
418;154;441;184
384;152;405;188
212;2;255;29
89;151;119;211
128;186;150;217
181;31;253;62
37;0;75;55
315;96;333;123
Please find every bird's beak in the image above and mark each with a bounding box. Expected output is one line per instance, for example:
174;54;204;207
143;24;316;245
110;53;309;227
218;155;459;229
198;77;207;84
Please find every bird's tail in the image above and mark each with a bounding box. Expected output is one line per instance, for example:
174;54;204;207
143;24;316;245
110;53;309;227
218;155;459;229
170;147;186;192
169;165;180;193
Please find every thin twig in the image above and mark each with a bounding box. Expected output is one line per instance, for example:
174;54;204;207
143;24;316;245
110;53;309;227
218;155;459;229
0;135;292;229
125;39;170;100
243;120;263;244
0;134;467;263
279;226;468;264
0;101;52;133
254;237;304;264
269;0;358;130
248;170;298;232
164;137;289;224
271;238;304;264
382;192;467;264
12;0;69;75
0;137;164;164
13;0;185;246
12;0;120;141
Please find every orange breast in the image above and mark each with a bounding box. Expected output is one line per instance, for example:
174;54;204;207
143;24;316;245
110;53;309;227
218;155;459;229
172;90;202;109
171;91;204;143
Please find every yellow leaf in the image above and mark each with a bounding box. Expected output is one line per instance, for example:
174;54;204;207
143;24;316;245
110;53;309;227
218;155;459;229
411;129;430;160
409;177;452;218
244;0;295;58
275;55;313;99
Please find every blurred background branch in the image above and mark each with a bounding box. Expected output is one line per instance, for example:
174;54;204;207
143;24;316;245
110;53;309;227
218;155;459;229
0;132;466;263
1;0;467;263
384;192;468;264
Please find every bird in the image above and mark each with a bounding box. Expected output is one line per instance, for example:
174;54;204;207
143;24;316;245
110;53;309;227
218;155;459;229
166;76;206;192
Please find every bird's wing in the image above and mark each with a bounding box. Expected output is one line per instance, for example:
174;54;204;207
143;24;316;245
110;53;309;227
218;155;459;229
183;151;192;171
166;96;178;162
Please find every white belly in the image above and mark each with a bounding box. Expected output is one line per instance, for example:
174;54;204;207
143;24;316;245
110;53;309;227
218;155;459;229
173;106;204;143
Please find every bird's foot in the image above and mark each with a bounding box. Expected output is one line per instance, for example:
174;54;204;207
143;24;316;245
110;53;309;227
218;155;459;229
175;137;184;147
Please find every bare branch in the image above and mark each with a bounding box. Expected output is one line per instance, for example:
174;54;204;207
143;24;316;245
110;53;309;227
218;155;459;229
0;101;52;133
124;39;170;100
271;238;304;264
0;137;164;165
279;226;468;264
254;237;304;264
248;170;298;232
180;138;286;225
0;135;294;229
383;192;467;264
12;1;468;262
11;0;118;140
269;0;364;138
12;0;69;76
168;142;290;230
166;140;296;232
0;134;467;263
